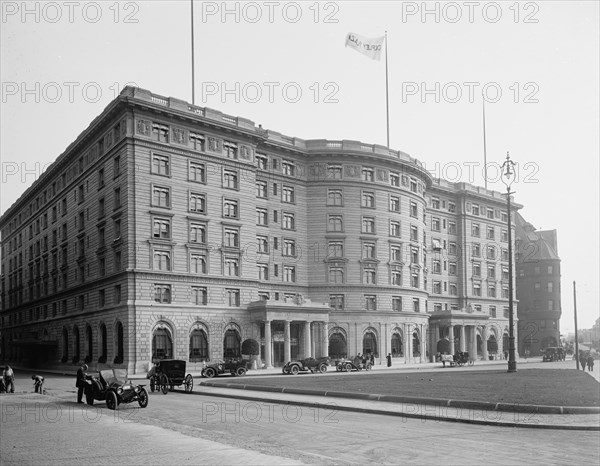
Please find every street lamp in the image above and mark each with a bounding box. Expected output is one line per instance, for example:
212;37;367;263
501;152;517;373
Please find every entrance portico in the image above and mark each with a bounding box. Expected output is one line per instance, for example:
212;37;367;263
248;298;330;368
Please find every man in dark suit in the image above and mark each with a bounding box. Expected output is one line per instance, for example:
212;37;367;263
76;364;88;403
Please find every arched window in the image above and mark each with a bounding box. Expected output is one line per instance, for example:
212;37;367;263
487;335;498;354
189;329;209;362
412;330;420;357
223;329;241;359
62;327;69;362
362;331;378;357
502;332;509;355
73;326;80;363
115;321;124;364
391;333;403;357
328;332;347;359
152;327;172;361
99;323;107;363
85;325;93;363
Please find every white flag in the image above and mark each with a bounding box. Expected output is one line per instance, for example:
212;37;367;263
345;32;385;61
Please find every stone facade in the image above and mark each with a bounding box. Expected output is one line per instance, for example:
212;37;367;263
0;87;518;374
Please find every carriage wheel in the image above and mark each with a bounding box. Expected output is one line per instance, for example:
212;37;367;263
138;388;149;408
184;374;193;393
160;374;169;394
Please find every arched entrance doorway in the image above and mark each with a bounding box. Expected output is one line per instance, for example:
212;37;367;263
328;331;347;359
152;326;173;362
363;330;378;357
223;328;241;359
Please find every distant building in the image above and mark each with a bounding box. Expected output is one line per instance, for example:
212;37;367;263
515;213;561;355
0;87;519;373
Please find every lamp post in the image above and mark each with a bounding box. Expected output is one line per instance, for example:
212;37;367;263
501;152;517;373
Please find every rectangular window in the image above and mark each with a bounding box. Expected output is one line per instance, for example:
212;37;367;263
330;294;344;310
113;156;121;178
392;296;402;311
192;287;207;305
282;213;295;230
489;306;496;317
472;223;480;237
223;199;239;218
282;160;295;176
153;250;171;271
488;265;496;279
256;208;268;225
224;142;238;159
152;123;169;143
391;268;402;286
391;245;402;262
449;283;458;296
283;239;296;257
390;196;400;212
472;204;480;216
362;242;376;259
226;288;240;307
328;241;343;258
488;284;496;297
448;202;456;213
256;181;268;198
190;133;205;151
283;265;296;282
223;169;239;190
152;186;170;208
154;284;171;303
189;161;206;183
365;295;377;310
362;191;375;208
390;221;400;237
410;178;418;193
433;281;442;294
188;192;206;214
329;267;344;284
449;262;457;275
327;189;343;206
362;217;375;234
432;217;440;232
190;254;207;274
411;271;419;288
431;197;440;209
153;218;171;239
327;164;342;179
361;167;374;182
413;298;420;312
282;186;295;203
257;235;269;253
190;223;206;244
472;243;481;258
328;215;343;232
390;172;400;187
487;226;495;240
256;154;267;170
224;257;239;277
363;267;376;284
257;263;269;280
473;282;482;296
487;208;494;219
432;259;441;274
473;262;481;277
410;201;418;218
224;228;239;248
152;154;170;176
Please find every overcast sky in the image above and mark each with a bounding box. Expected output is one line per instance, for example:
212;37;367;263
1;1;598;330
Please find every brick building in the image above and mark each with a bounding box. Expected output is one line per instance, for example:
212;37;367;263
0;87;519;373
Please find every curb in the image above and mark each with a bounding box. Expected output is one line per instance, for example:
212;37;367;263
199;381;600;415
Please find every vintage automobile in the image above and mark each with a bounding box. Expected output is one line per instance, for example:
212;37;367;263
438;351;474;367
147;359;193;395
335;358;372;372
283;357;330;375
201;359;248;378
542;347;565;362
84;368;148;410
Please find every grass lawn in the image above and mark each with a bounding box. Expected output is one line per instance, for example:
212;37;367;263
212;368;600;407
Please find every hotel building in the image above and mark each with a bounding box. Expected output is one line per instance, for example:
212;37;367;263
0;87;519;373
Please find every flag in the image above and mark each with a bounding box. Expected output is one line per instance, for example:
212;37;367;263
345;32;385;61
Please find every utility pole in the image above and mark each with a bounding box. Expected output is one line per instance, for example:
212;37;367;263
573;281;580;370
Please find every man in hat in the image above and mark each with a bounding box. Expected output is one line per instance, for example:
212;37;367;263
3;365;15;393
76;363;88;403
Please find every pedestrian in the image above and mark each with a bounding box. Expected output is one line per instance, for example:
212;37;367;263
75;363;88;403
3;365;15;393
370;353;375;365
386;353;392;367
587;355;595;372
31;374;44;393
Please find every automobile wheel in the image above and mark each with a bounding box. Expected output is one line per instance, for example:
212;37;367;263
86;392;94;406
318;363;328;374
282;366;289;374
290;365;300;375
184;374;193;393
345;363;352;372
336;363;342;372
366;363;372;371
236;367;247;376
468;360;474;366
160;375;169;395
106;391;118;410
150;377;155;393
138;388;149;408
205;367;216;378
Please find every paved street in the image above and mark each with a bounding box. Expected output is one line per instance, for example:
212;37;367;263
1;366;599;465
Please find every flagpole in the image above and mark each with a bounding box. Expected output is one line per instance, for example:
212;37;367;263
482;93;488;189
191;0;195;105
385;30;390;149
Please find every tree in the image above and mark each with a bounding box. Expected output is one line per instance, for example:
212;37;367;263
241;339;259;356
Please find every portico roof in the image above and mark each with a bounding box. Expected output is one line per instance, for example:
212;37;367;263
247;296;330;322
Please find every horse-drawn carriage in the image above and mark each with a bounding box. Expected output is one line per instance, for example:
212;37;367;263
440;351;474;368
147;359;194;394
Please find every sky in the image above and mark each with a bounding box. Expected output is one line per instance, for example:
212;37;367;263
1;1;598;330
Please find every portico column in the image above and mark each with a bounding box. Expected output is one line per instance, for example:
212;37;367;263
448;325;455;355
264;320;272;368
403;324;410;363
304;321;312;358
482;326;489;360
320;322;329;358
429;323;437;360
420;324;427;362
459;325;466;352
470;325;477;360
284;320;291;363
